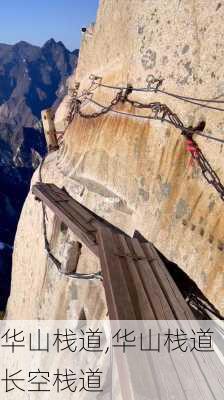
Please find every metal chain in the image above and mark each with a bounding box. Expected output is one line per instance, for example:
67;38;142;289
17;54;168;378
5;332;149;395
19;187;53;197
125;94;224;199
77;84;224;143
38;157;103;280
146;75;224;112
74;88;224;201
90;73;224;111
132;99;224;200
126;97;185;129
196;145;224;200
67;77;105;124
77;90;124;119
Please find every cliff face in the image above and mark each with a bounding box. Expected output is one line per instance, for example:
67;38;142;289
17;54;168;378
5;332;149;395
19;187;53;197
7;0;224;318
0;38;78;232
0;39;78;311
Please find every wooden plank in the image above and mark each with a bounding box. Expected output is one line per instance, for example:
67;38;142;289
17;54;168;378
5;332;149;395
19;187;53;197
126;239;199;397
142;242;194;320
126;238;175;320
37;184;96;234
166;336;215;400
66;200;96;226
48;184;96;224
32;183;223;399
97;226;136;320
33;183;194;319
57;202;96;233
187;327;224;400
126;238;147;260
105;235;161;399
128;239;211;398
109;237;196;400
32;184;98;256
34;183;94;234
39;191;94;241
114;234;155;320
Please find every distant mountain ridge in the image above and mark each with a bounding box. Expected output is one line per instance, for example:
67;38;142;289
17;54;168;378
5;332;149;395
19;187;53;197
0;39;78;134
0;39;78;310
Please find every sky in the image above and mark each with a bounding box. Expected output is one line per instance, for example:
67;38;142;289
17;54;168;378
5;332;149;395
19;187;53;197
0;0;99;51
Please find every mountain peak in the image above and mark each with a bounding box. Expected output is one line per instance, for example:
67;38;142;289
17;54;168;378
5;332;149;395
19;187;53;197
14;40;33;48
42;39;73;53
43;38;57;47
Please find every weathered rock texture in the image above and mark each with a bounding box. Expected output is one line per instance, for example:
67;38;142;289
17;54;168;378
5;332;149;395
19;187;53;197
7;0;224;318
0;39;78;312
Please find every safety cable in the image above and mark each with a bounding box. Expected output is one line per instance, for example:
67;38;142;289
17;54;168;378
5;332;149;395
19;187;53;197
73;91;224;201
91;74;224;112
87;97;224;145
100;83;224;107
38;158;103;281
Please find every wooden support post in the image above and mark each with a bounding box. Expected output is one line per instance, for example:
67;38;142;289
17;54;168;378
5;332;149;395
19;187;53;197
61;241;82;274
41;108;59;151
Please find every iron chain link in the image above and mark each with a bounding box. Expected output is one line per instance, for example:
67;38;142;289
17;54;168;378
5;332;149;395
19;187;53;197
66;78;224;201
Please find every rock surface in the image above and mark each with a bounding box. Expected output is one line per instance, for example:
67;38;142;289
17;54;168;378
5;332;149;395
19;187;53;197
0;39;78;311
7;0;224;318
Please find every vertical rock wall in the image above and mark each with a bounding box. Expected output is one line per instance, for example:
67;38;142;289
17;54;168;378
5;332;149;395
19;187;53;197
8;0;224;317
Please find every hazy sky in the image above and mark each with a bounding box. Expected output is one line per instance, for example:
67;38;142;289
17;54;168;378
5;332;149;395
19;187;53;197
0;0;99;51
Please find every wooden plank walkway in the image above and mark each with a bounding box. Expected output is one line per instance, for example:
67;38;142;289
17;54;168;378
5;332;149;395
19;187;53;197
33;183;99;256
32;182;194;320
32;182;224;400
32;183;194;320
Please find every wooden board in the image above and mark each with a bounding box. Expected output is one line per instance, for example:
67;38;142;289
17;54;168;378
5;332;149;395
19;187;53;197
32;182;224;399
32;182;194;320
33;183;99;256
